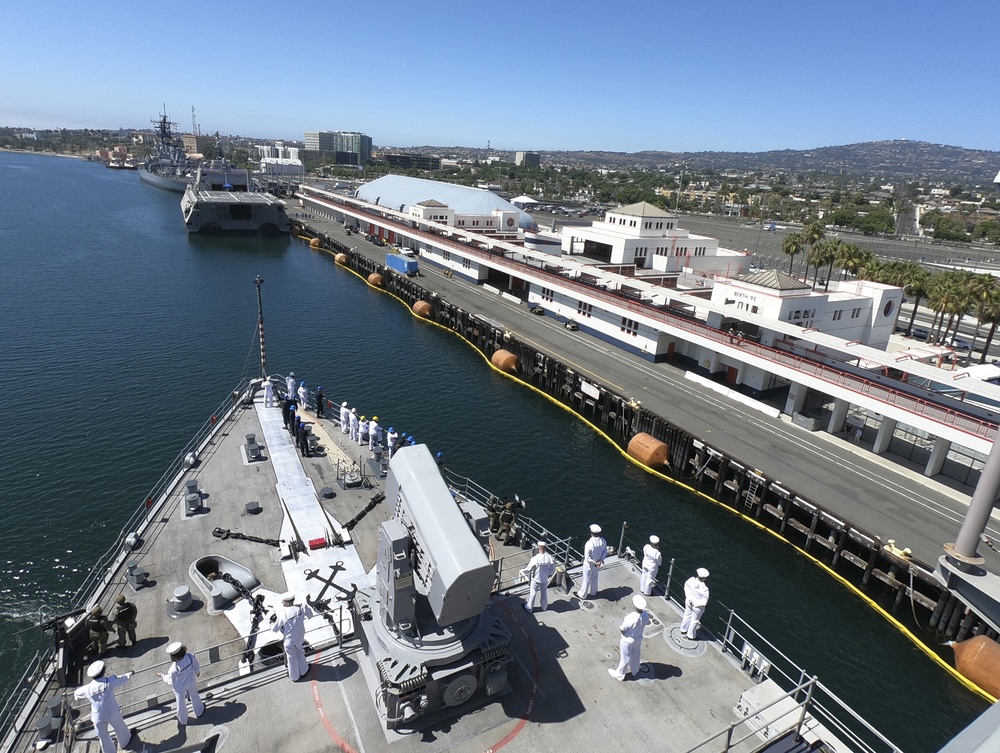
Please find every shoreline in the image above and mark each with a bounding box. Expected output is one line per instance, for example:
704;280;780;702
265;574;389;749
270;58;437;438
0;147;86;160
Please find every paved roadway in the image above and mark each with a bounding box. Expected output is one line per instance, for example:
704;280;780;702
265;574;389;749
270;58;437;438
293;207;1000;571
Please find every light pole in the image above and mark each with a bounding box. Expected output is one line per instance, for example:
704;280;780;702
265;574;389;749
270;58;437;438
753;187;771;256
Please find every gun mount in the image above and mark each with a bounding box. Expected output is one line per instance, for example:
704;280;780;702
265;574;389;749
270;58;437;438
352;444;510;730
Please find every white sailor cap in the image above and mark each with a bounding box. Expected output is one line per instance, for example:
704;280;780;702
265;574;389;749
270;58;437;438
87;660;105;679
281;591;295;603
351;407;357;414
697;567;710;579
649;535;660;545
632;595;647;610
342;401;348;407
166;641;183;656
589;524;602;534
536;540;547;548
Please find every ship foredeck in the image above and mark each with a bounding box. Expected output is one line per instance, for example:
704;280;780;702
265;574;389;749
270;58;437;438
33;389;882;753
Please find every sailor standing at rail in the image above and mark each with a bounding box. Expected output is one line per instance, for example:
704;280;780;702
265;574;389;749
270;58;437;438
315;386;325;418
387;427;399;456
285;372;296;399
297;380;308;409
359;416;369;446
157;642;204;725
576;524;607;600
340;402;350;433
640;535;662;596
263;377;274;407
680;568;710;640
73;661;133;753
609;595;649;681
271;592;316;682
349;408;359;443
523;541;557;613
369;416;381;449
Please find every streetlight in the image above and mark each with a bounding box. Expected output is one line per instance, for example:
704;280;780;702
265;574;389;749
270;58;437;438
753;186;771;256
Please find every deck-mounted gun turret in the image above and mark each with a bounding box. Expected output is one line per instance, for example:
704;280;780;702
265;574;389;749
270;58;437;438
352;444;510;730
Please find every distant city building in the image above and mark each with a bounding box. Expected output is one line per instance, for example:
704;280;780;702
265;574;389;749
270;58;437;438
256;142;300;161
304;130;372;165
515;151;540;168
383;153;441;171
182;135;215;156
260;157;305;180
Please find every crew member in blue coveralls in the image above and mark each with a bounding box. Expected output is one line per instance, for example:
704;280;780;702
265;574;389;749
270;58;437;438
315;386;325;418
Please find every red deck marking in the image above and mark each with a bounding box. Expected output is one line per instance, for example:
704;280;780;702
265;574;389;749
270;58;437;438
307;601;540;753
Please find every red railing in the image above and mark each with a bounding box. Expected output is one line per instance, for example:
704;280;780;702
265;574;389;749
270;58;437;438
301;189;997;441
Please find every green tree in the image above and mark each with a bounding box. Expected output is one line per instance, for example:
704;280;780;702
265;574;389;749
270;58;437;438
781;232;805;275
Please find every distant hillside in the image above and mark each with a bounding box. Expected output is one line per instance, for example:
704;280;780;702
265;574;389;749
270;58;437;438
396;140;1000;185
546;141;1000;184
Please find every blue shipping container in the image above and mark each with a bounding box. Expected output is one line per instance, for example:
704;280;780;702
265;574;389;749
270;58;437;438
386;253;419;276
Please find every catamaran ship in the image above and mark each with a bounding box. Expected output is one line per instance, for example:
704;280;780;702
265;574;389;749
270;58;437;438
180;165;290;234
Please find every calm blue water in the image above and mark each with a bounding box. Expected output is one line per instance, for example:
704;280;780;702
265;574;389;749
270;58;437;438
0;152;986;752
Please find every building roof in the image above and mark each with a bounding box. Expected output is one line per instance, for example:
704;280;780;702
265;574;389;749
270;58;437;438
735;270;811;291
356;175;538;231
417;199;448;207
612;202;675;218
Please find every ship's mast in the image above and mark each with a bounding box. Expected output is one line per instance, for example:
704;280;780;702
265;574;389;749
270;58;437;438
254;275;267;378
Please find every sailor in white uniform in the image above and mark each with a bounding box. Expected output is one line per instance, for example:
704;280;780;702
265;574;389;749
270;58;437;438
369;417;381;449
271;592;316;681
340;402;350;434
639;535;662;596
523;541;557;613
263;378;274;407
349;408;360;442
358;417;369;446
680;568;710;640
576;524;607;599
73;661;133;753
297;381;308;409
285;372;296;399
157;641;204;725
609;595;649;681
387;427;399;456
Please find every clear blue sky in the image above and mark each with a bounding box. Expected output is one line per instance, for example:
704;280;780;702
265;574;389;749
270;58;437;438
3;0;998;154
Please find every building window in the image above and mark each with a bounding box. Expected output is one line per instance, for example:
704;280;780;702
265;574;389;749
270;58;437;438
443;250;450;261
851;308;861;319
541;287;554;302
621;317;639;336
832;310;842;321
751;305;759;314
462;257;472;269
635;246;647;257
578;301;593;318
656;222;663;230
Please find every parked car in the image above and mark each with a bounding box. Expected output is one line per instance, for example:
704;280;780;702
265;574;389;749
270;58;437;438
529;305;545;315
910;327;931;341
950;337;973;351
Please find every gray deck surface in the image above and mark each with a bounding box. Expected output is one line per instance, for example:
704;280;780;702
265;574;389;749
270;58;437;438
297;211;1000;570
64;394;770;753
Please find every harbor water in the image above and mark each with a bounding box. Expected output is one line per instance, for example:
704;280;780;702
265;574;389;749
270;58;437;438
0;151;988;752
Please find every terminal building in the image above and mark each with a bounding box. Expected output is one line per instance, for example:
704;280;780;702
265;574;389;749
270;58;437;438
296;174;1000;487
304;130;373;165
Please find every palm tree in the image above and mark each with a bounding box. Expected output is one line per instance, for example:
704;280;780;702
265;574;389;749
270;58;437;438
807;239;836;290
822;237;848;291
966;274;1000;352
781;232;805;275
899;264;931;336
978;299;1000;363
802;221;826;267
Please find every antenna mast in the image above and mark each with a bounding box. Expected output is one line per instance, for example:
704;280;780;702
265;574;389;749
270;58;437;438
192;106;199;136
254;275;267;378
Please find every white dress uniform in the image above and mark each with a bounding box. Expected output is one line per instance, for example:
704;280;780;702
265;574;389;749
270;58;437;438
610;596;649;681
368;419;381;449
161;648;204;725
349;409;360;442
285;374;296;398
680;570;710;640
523;546;557;613
576;526;607;599
271;597;316;681
297;383;308;409
358;419;369;446
387;429;399;455
74;667;133;753
340;403;350;434
640;538;662;596
263;379;274;407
